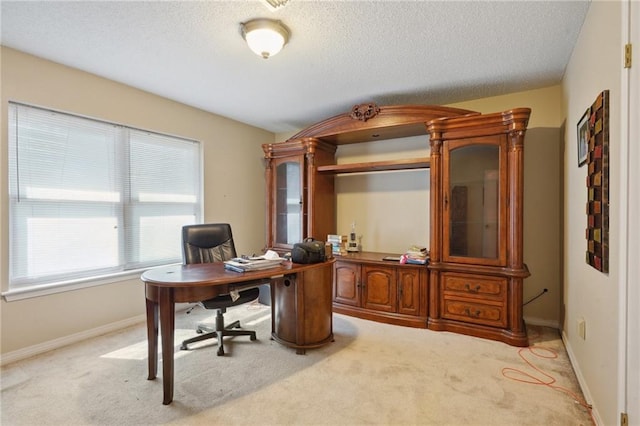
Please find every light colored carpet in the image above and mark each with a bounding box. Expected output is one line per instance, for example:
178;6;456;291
1;302;593;425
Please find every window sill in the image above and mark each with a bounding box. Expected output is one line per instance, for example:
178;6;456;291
1;265;179;302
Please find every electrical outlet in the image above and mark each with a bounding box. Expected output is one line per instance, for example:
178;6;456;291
577;318;586;340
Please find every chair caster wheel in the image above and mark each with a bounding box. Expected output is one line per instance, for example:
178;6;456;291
217;348;224;356
196;329;204;334
250;335;257;341
180;344;188;350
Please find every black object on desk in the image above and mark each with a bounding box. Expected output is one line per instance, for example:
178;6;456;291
382;256;401;261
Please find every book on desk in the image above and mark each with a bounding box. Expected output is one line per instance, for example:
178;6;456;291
223;251;284;272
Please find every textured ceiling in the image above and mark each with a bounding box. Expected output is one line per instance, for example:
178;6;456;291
1;1;590;133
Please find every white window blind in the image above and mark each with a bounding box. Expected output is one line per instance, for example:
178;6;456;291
7;102;202;290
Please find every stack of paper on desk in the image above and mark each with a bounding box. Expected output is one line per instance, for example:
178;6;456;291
403;245;429;265
223;250;284;272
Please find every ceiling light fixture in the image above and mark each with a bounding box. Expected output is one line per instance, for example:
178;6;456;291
241;18;290;59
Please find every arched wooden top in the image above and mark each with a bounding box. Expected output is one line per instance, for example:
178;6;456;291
287;103;479;145
426;108;531;140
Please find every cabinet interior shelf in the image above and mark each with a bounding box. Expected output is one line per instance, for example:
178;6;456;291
317;157;430;174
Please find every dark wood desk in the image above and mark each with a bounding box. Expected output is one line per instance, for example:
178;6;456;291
141;259;334;404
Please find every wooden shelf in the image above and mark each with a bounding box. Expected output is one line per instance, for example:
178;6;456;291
317;157;430;174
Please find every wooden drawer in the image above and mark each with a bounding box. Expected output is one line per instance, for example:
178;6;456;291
442;273;506;302
442;299;507;328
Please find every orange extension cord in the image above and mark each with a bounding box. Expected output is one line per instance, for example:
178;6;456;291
501;330;596;426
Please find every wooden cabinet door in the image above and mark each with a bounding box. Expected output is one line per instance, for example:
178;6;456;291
271;156;304;251
397;268;422;316
333;261;360;307
362;265;396;313
442;136;508;266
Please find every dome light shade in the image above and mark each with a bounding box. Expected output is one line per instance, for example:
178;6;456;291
241;18;290;59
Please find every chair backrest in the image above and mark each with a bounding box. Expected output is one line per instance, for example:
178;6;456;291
182;223;238;265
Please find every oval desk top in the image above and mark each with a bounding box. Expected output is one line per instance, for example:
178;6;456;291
141;259;335;287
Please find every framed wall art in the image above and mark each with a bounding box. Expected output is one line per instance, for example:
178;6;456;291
577;109;589;167
584;90;609;273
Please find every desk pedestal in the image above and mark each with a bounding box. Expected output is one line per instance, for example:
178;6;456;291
271;261;334;354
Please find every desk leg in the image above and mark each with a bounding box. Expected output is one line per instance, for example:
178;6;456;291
269;281;276;338
158;287;175;405
146;297;159;380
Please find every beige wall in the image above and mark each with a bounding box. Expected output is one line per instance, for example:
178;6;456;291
450;84;564;128
0;47;274;356
561;2;623;425
334;134;430;254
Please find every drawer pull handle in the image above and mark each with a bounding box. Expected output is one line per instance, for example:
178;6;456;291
464;308;482;318
464;283;481;293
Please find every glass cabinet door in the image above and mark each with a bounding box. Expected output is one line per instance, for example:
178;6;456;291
274;158;303;247
443;137;506;265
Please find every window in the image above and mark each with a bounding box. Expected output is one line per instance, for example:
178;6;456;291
7;102;202;293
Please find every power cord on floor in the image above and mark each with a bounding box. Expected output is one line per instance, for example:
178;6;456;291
523;288;548;306
501;338;596;426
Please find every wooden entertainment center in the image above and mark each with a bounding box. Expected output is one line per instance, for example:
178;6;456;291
263;103;531;346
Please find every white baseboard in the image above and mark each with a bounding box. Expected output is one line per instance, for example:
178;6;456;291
0;314;147;366
1;304;195;367
524;316;560;329
561;330;603;426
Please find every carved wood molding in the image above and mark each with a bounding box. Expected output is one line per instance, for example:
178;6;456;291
349;103;381;122
508;130;527;151
427;108;531;140
430;139;443;155
286;104;478;144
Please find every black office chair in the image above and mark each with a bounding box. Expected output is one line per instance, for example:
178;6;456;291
179;223;261;356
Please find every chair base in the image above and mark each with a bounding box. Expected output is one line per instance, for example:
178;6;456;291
180;317;257;356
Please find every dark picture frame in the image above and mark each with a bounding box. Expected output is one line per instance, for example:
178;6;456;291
577;108;589;167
